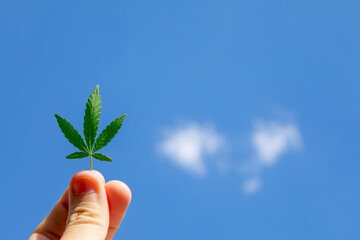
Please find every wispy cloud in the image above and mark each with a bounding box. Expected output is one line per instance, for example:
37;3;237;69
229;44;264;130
158;123;224;176
242;120;302;194
157;118;302;194
242;178;261;194
252;121;302;165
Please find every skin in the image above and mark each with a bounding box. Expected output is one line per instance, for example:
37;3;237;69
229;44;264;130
29;171;131;240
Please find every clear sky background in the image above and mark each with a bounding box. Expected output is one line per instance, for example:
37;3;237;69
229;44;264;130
1;1;360;239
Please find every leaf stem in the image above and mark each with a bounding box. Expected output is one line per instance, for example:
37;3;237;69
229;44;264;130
90;154;93;171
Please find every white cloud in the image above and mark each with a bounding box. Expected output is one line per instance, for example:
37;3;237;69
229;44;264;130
240;120;302;194
159;123;224;175
242;178;261;194
252;121;302;165
158;118;302;195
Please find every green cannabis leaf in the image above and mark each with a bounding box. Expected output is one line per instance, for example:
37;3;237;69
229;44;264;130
83;85;101;152
93;114;126;153
93;153;113;162
55;84;126;170
66;152;89;159
54;114;88;153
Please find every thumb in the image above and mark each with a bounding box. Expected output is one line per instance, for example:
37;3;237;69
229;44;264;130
61;170;109;240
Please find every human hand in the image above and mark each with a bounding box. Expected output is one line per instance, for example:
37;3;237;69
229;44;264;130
29;170;131;240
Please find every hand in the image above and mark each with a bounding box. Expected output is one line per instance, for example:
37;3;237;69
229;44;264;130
29;170;132;240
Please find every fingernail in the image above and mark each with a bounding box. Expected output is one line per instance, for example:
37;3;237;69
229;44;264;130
72;178;96;195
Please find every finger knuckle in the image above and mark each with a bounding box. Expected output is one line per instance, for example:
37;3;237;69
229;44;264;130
67;202;107;228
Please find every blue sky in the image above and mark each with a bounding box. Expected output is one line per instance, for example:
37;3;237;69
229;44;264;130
1;1;360;239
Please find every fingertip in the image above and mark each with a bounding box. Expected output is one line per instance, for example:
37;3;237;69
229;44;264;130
91;170;106;184
105;180;131;240
70;170;106;187
63;171;109;240
106;180;132;204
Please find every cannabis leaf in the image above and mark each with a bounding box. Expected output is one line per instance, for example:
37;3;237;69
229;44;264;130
55;84;126;170
83;85;101;151
93;114;126;153
54;114;88;153
93;153;113;162
66;152;89;159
